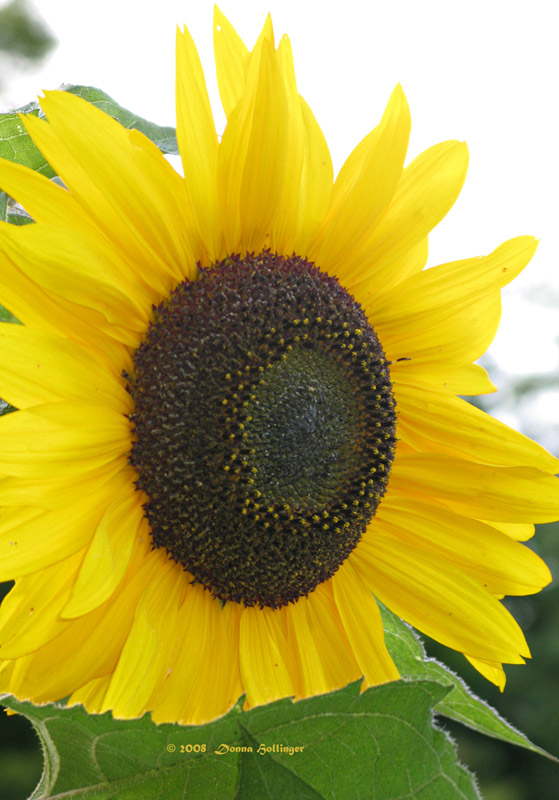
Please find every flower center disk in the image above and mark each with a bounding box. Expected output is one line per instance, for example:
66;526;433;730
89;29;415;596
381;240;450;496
128;252;396;608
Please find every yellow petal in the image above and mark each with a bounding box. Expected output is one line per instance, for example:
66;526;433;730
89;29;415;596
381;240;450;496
0;403;130;478
0;551;84;658
213;6;250;118
484;521;535;541
24;93;198;289
465;655;506;690
217;37;289;253
284;597;330;698
383;289;502;366
100;558;185;718
0;233;130;369
392;453;559;522
312;85;410;274
0;484;120;580
0;324;131;413
68;674;112;712
355;532;530;663
300;582;362;690
344;140;469;294
292;98;334;253
176;25;221;260
0;457;127;511
332;559;399;686
373;236;537;333
390;360;497;396
151;583;242;724
4;536;157;702
0;224;148;342
394;381;559;472
375;499;551;596
62;483;145;617
240;605;296;709
0;156;81;225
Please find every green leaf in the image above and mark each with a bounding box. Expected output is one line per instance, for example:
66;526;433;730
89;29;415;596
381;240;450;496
1;680;480;800
63;85;178;155
237;726;323;800
0;105;55;177
379;603;556;760
0;305;20;324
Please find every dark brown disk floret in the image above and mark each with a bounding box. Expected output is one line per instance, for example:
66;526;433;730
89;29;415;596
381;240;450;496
127;251;396;608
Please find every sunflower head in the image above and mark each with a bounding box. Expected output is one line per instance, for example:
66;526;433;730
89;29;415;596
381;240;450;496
128;250;396;608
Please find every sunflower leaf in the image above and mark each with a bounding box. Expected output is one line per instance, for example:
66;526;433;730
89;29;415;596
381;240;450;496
62;85;179;154
0;107;55;177
380;603;556;760
1;680;480;800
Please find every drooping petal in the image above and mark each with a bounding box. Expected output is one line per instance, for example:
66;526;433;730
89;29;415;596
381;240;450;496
375;498;551;596
240;605;297;709
62;481;146;617
332;560;399;686
354;532;530;664
150;583;243;724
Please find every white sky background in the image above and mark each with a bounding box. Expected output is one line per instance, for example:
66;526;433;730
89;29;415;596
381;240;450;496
2;0;558;450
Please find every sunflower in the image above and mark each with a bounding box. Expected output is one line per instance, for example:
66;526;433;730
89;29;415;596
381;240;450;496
0;9;557;726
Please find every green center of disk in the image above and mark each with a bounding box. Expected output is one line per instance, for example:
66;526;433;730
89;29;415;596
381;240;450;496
128;251;396;608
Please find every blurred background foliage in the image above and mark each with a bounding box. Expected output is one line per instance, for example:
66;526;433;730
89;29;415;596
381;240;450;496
0;0;55;61
0;2;557;799
0;0;56;99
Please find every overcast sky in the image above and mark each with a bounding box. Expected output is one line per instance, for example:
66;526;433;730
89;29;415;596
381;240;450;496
2;0;557;447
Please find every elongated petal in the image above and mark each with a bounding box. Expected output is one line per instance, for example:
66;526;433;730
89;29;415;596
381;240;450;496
100;558;186;718
0;484;121;580
240;605;297;708
151;583;243;724
176;25;221;259
4;536;155;701
376;499;551;595
391;453;559;522
312;85;410;274
292;98;334;253
332;560;399;686
373;237;537;332
218;38;289;253
62;483;146;617
355;533;530;663
0;403;130;477
0;457;127;511
389;360;497;396
0;324;131;413
0;233;130;367
0;552;84;658
395;381;559;472
0;157;81;225
342;140;469;294
466;655;506;690
213;6;250;117
24;93;199;289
